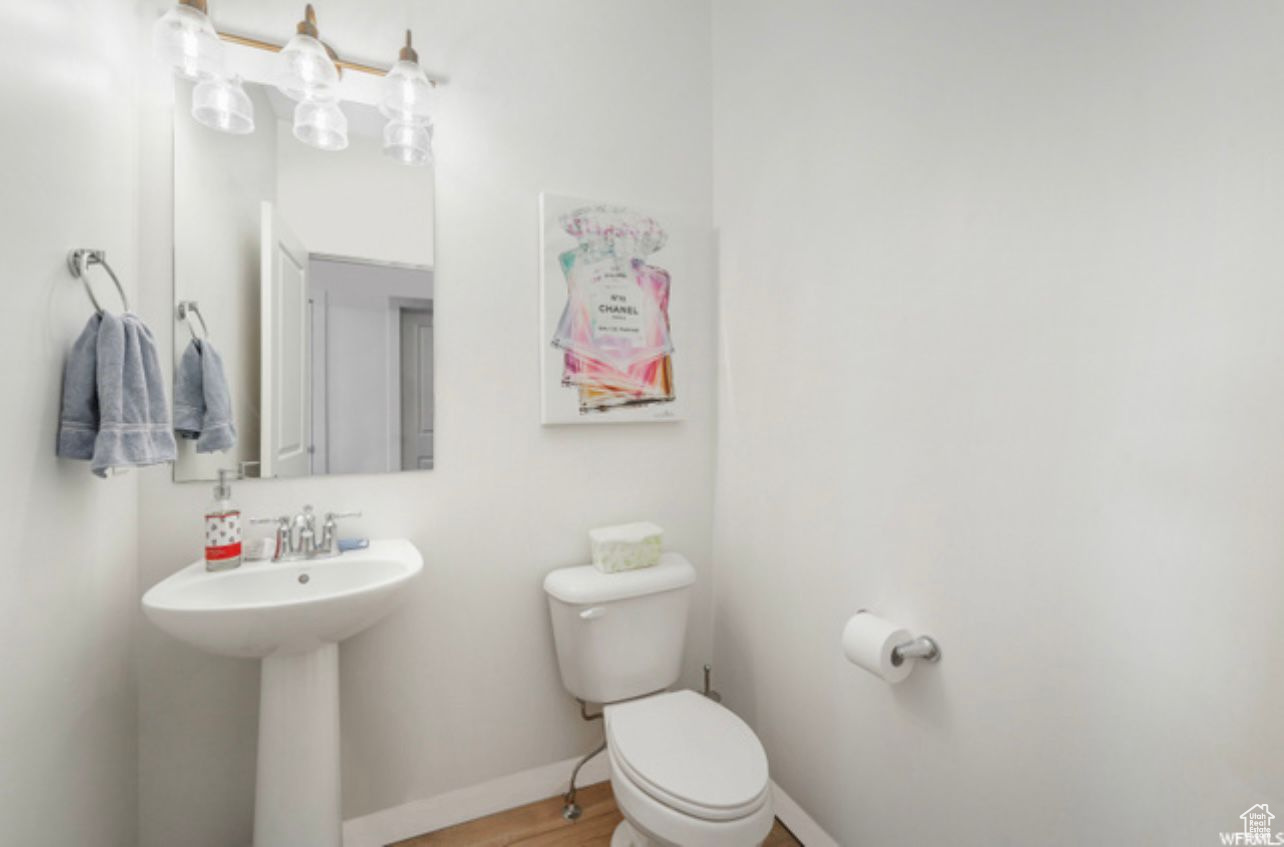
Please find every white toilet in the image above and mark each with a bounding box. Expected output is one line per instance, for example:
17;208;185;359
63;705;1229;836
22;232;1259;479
544;553;774;847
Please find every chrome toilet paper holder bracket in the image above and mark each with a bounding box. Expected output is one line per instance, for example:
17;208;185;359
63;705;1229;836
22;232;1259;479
855;608;942;667
891;635;941;667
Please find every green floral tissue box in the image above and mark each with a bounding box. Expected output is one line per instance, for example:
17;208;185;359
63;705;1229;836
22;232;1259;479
589;522;664;573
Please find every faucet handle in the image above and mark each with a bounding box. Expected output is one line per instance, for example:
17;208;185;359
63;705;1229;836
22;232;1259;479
320;511;361;555
322;511;362;533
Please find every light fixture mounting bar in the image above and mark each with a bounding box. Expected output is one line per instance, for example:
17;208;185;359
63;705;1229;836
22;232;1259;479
216;30;438;85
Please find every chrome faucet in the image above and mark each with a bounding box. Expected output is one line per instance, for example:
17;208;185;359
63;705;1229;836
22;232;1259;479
293;505;318;557
252;506;361;562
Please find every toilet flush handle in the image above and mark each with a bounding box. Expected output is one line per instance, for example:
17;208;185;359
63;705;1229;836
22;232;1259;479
579;607;606;621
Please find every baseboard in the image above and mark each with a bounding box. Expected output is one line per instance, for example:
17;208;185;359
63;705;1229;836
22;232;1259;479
770;780;839;847
342;755;838;847
342;753;610;847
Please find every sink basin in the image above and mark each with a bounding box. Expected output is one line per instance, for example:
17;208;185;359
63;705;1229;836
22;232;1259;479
141;538;422;847
142;538;422;658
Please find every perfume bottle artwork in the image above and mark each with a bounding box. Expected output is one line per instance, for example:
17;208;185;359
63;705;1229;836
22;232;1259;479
549;205;676;414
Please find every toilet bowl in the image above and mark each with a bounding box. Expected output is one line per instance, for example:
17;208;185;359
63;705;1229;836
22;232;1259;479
604;690;773;847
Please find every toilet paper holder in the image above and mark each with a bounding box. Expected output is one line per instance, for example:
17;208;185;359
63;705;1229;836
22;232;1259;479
856;609;942;667
891;634;941;667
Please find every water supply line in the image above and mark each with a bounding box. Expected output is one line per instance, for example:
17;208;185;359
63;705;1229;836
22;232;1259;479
562;699;605;821
702;663;721;702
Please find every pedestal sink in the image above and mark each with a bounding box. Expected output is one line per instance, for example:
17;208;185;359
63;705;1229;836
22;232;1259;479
142;539;423;847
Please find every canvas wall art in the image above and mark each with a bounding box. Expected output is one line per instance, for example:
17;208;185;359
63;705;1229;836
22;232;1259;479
540;193;686;424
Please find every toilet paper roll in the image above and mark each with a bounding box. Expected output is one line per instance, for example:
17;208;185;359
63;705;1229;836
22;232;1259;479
842;612;914;683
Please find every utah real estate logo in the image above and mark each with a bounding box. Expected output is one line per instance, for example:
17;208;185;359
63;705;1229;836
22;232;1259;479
1221;805;1284;845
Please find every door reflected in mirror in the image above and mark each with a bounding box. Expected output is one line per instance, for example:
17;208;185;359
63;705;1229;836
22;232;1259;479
172;79;434;481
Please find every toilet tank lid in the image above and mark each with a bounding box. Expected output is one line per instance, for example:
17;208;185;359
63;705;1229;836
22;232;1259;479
543;553;695;604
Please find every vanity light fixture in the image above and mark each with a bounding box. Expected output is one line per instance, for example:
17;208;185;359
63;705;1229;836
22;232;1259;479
152;2;438;159
383;120;432;166
380;31;434;122
293;98;349;152
278;5;347;151
380;31;434;166
154;1;253;135
153;0;224;80
276;4;340;103
191;74;255;135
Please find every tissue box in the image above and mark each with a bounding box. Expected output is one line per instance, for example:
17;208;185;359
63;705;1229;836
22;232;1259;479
589;522;664;573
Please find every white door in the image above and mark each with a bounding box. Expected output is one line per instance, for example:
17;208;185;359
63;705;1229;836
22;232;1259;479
260;201;312;479
399;307;434;470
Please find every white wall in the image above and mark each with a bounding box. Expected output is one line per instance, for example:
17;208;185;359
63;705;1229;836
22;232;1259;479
0;2;140;845
712;2;1284;844
136;2;715;845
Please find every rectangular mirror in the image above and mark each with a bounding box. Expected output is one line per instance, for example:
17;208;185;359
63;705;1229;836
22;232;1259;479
172;78;434;481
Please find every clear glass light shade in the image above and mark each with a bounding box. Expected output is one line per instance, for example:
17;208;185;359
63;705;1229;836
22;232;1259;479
380;60;433;122
276;33;339;102
192;75;255;134
153;3;224;80
382;120;433;166
293;99;348;151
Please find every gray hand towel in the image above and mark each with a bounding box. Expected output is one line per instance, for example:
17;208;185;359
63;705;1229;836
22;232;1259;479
56;313;102;460
172;339;204;440
173;338;237;453
91;312;177;477
57;312;177;477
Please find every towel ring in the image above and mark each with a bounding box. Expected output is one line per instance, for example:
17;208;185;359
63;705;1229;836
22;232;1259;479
177;300;211;341
67;249;130;314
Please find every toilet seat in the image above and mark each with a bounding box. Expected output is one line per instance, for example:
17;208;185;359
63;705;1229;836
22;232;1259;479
605;690;770;822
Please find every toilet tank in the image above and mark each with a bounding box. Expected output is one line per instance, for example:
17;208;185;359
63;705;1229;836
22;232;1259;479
543;553;695;704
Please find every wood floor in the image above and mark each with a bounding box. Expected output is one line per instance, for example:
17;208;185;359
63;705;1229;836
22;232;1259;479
392;781;802;847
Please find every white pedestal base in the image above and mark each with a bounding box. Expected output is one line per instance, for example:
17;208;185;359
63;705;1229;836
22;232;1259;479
253;644;341;847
